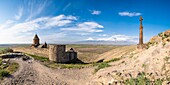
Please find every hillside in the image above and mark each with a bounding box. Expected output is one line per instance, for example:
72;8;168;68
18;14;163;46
95;45;136;62
147;30;170;48
92;30;170;84
66;45;124;63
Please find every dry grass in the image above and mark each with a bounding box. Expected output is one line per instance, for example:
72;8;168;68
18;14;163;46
0;58;19;79
66;44;124;63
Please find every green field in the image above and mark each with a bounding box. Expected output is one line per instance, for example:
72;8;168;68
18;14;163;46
0;48;6;51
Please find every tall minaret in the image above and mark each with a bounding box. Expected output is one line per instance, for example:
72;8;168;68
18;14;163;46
139;16;143;45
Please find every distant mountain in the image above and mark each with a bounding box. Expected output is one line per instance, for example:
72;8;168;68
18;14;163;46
75;40;137;45
0;44;30;48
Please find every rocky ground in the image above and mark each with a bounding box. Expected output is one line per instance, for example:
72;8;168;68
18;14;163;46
1;58;56;85
92;43;170;85
1;57;94;85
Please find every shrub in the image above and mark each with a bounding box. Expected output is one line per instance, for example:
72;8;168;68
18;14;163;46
105;58;121;63
94;62;110;72
124;78;135;85
163;33;169;39
164;56;170;62
162;43;166;46
1;63;9;69
158;32;162;37
0;48;13;54
154;79;163;85
27;54;49;62
6;62;19;74
0;70;10;78
124;72;163;85
146;42;151;49
0;58;2;65
142;64;146;68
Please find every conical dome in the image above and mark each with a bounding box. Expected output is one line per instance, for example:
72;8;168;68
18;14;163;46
33;34;39;40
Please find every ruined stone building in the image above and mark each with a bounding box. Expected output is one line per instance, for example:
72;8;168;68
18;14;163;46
29;34;77;63
49;45;77;63
66;48;77;61
42;42;47;48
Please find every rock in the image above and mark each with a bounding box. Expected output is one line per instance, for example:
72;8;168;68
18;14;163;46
164;30;170;37
150;36;162;44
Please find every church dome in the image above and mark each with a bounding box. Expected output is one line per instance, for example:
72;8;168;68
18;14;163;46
33;34;39;40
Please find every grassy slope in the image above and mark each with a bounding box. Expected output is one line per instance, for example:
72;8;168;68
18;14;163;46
27;53;121;71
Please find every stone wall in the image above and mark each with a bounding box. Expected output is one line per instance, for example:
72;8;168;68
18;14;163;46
49;45;68;63
12;45;78;63
12;47;49;58
66;52;77;60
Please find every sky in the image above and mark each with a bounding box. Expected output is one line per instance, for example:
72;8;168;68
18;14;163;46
0;0;170;44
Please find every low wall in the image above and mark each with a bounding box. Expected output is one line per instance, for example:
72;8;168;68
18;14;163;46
12;47;49;58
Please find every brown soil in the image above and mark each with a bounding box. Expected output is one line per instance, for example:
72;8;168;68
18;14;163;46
1;58;94;85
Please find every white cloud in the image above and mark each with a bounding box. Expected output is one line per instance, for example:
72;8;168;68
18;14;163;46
99;34;107;37
44;15;77;28
14;15;75;32
26;0;49;21
118;12;141;17
0;15;77;44
0;20;16;30
42;32;67;43
86;37;94;41
61;22;104;33
91;10;101;15
63;3;71;11
15;7;23;20
0;14;106;44
88;34;138;43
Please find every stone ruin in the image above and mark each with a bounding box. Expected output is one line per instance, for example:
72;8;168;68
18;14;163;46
29;34;78;63
66;48;77;61
49;45;77;63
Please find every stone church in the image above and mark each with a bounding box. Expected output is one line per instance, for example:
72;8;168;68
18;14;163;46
31;34;47;48
31;34;78;63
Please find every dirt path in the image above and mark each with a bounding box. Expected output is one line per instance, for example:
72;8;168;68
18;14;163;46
2;58;56;85
1;57;95;85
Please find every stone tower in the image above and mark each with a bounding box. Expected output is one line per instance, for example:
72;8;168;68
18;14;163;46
137;16;145;49
49;45;67;63
33;34;40;47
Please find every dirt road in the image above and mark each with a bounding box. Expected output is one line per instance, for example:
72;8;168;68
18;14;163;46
1;57;94;85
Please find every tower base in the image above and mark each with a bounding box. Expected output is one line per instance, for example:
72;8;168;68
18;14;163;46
137;44;146;50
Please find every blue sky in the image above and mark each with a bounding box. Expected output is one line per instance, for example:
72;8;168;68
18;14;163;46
0;0;170;44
